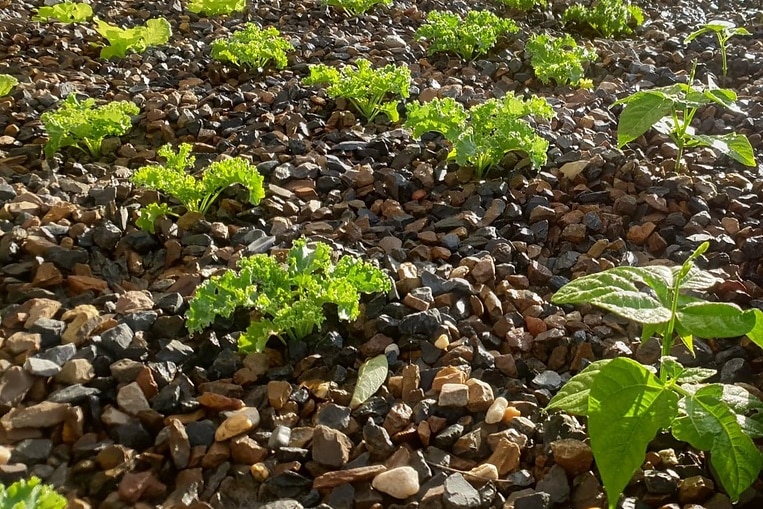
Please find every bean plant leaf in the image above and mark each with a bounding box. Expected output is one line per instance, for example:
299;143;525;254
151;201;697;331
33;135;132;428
746;309;763;349
676;302;757;338
546;359;610;415
552;268;671;324
588;358;679;509
614;91;675;147
671;385;763;501
350;354;389;409
690;133;757;167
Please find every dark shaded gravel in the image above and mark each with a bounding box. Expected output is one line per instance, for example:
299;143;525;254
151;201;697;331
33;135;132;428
1;0;763;508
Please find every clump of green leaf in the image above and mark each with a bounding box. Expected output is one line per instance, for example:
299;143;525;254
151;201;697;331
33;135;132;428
0;74;18;97
0;476;67;509
186;238;391;353
187;0;245;16
324;0;392;16
685;20;751;84
525;33;596;88
498;0;547;11
563;0;644;38
131;143;265;233
211;24;292;70
303;58;411;123
405;95;553;178
548;241;763;509
416;10;519;61
94;17;172;59
40;93;139;159
613;62;756;172
33;1;93;23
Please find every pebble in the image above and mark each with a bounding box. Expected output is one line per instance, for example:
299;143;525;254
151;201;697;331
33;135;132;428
371;466;420;499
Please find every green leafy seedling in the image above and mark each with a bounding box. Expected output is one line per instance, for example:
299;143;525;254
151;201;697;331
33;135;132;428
548;241;763;509
405;94;553;178
685;20;751;84
41;93;139;159
94;17;172;59
613;62;756;172
211;24;292;70
563;0;644;38
525;33;596;88
186;238;391;352
131;143;265;233
498;0;547;11
0;476;67;509
0;74;18;97
187;0;245;16
324;0;392;16
303;58;410;123
33;1;93;23
416;10;519;61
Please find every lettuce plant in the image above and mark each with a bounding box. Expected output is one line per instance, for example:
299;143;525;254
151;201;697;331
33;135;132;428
131;143;265;233
0;74;18;97
563;0;644;38
613;63;756;172
303;58;411;122
211;24;292;70
187;0;245;16
548;242;763;509
416;10;519;61
498;0;547;11
685;20;751;84
0;477;66;509
94;17;172;59
33;1;93;23
186;239;391;352
324;0;392;16
405;95;553;178
40;93;139;159
525;33;596;88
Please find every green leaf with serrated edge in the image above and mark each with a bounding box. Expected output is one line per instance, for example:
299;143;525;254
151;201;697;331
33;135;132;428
546;359;610;415
747;309;763;349
691;133;756;166
671;385;763;501
135;202;172;233
588;357;679;509
0;74;18;97
676;301;756;338
350;354;388;408
614;91;675;147
0;476;67;509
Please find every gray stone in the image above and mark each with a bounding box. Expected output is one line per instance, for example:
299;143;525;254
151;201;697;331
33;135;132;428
443;473;480;509
23;357;61;376
535;465;569;504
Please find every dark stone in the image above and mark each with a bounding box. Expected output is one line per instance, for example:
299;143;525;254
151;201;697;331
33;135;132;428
110;423;152;450
10;439;53;464
99;324;134;354
443;473;481;509
399;309;444;337
513;490;552;509
362;420;395;459
264;471;313;499
186;420;216;447
315;403;351;431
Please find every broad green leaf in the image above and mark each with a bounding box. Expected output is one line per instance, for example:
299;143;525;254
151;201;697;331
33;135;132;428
0;74;18;97
614;91;675;147
671;385;763;501
187;0;246;15
546;359;611;415
34;1;93;23
350;354;389;409
678;266;722;291
676;301;756;338
737;413;763;439
691;133;756;167
588;357;678;509
746;309;763;349
676;367;717;383
682;383;763;413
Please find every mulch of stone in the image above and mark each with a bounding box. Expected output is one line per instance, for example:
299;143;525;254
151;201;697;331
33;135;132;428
0;0;762;508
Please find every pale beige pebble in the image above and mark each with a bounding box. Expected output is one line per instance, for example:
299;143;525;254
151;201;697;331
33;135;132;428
55;358;95;384
267;380;292;410
250;462;269;482
372;466;420;499
101;406;135;427
115;291;155;314
0;446;11;465
215;413;256;441
5;331;41;355
485;397;509;424
465;463;499;483
434;334;449;350
432;365;468;392
23;298;62;329
438;383;469;407
61;305;100;345
485;437;521;475
7;401;70;428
